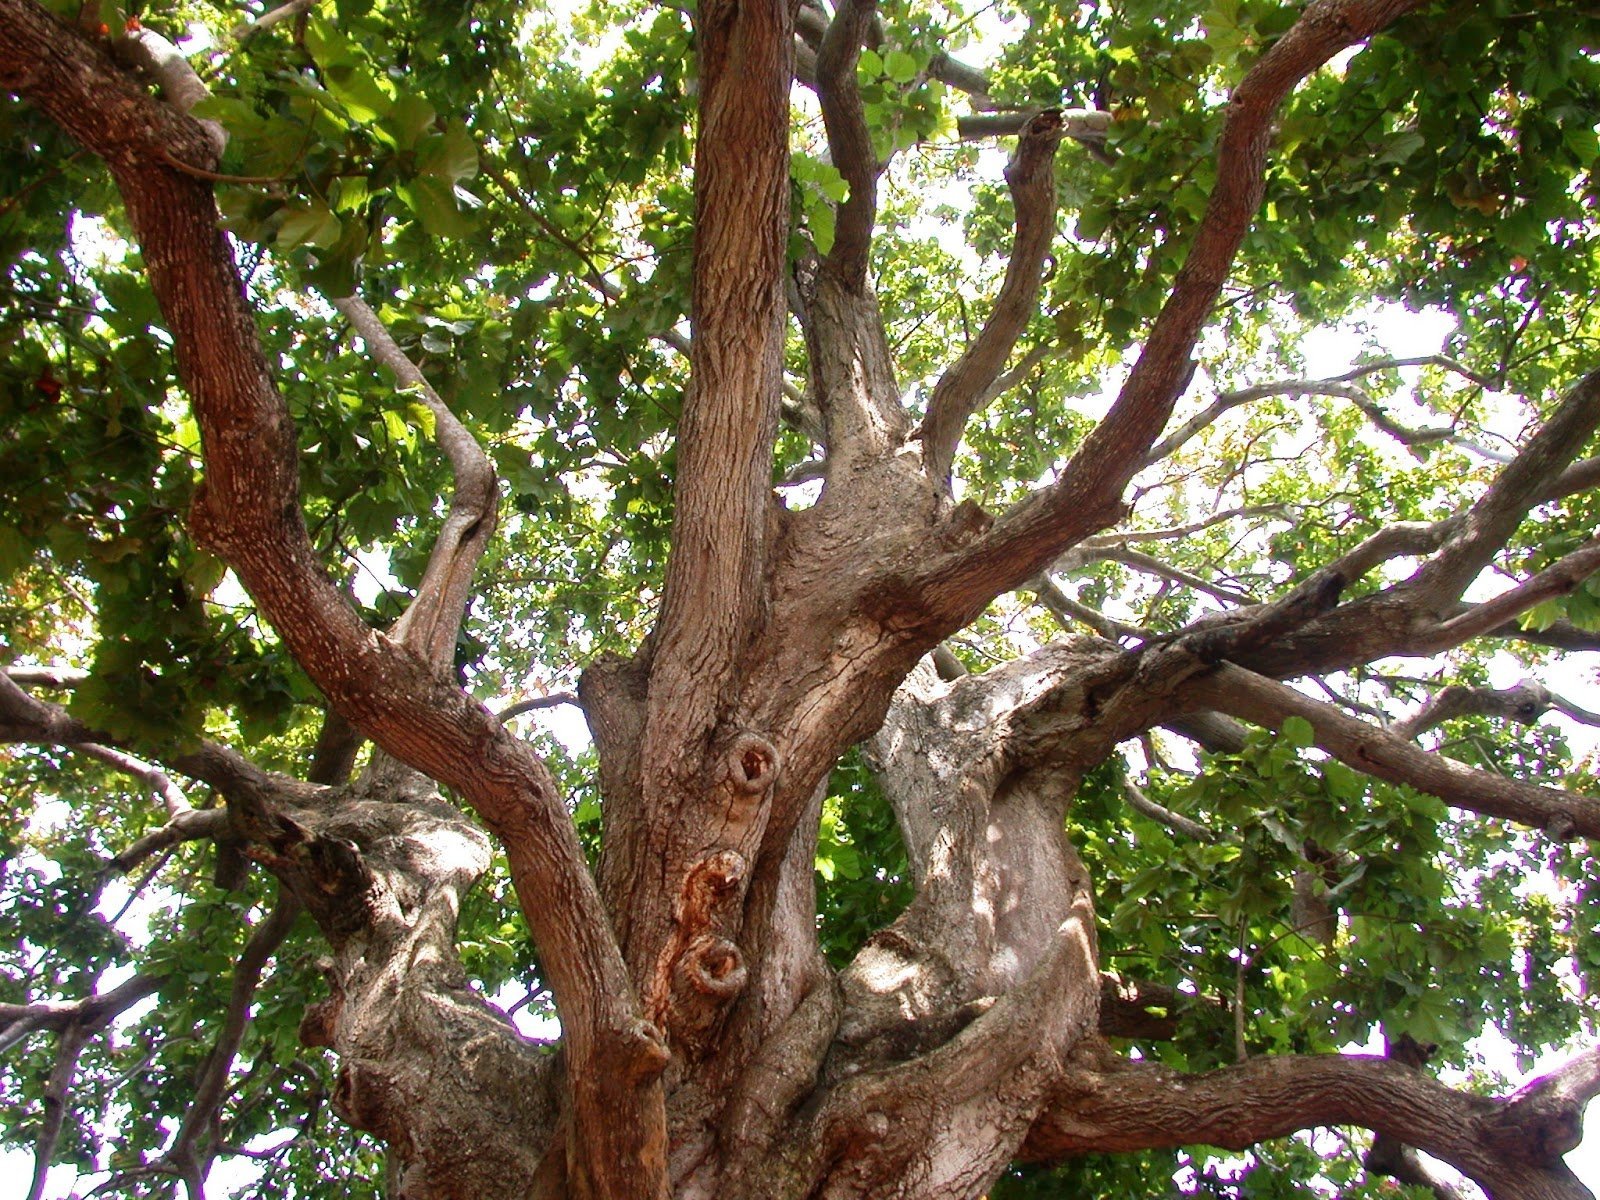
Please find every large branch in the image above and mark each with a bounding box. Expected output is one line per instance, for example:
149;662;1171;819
918;109;1066;485
916;0;1427;625
1186;663;1600;839
1023;1046;1596;1200
132;23;498;683
0;10;668;1196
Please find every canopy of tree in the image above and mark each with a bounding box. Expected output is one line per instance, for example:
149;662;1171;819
2;0;1599;1196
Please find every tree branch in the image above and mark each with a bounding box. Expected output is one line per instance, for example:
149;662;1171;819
0;9;669;1194
919;109;1066;485
1123;780;1214;841
232;0;316;40
955;108;1112;145
168;894;301;1190
1405;366;1600;613
916;0;1428;625
814;0;880;290
1024;1046;1595;1199
0;973;161;1048
1;670;324;814
331;296;499;677
1391;680;1553;741
1144;360;1511;468
1186;663;1600;839
1416;535;1600;650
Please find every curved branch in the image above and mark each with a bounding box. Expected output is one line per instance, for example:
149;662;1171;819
232;0;316;40
1391;680;1553;741
0;973;161;1048
1023;1046;1595;1199
1123;780;1214;841
919;109;1066;485
814;0;880;289
1029;574;1152;641
916;0;1428;624
331;296;499;676
0;9;668;1193
1;670;324;813
1186;663;1600;839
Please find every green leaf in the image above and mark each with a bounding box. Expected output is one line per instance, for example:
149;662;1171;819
1280;715;1315;749
397;178;477;238
884;50;919;85
276;203;343;251
417;120;479;184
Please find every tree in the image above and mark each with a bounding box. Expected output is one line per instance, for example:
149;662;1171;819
1;0;1598;1194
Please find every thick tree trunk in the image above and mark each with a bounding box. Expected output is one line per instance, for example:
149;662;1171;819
5;0;1599;1197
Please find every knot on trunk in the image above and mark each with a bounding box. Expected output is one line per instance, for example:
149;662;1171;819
723;730;780;799
679;934;747;998
665;934;748;1055
676;849;748;927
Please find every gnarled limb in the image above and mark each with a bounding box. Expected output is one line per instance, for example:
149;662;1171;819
0;6;666;1195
